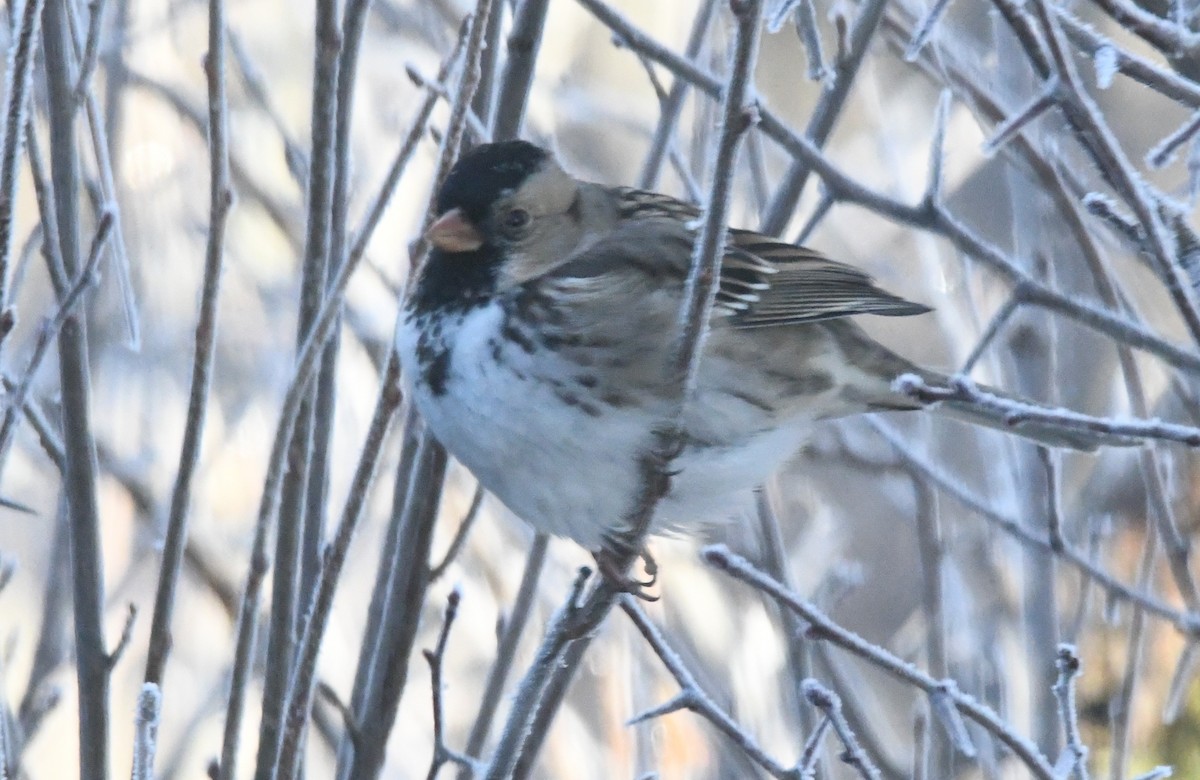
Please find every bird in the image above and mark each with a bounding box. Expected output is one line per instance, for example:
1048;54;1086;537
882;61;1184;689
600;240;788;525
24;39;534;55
397;140;1117;551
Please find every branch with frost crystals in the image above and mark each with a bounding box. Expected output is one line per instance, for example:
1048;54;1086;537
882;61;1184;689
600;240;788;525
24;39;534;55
0;0;47;313
422;590;478;780
143;0;233;694
130;683;161;780
621;597;801;780
800;679;881;780
578;0;1200;375
1052;645;1090;780
704;545;1058;779
1022;0;1200;348
893;372;1200;446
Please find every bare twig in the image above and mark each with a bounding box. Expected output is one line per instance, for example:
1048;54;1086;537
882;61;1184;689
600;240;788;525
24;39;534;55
0;0;46;311
423;590;477;780
42;0;111;771
458;533;548;773
705;545;1059;780
73;0;108;100
429;483;486;580
895;373;1199;446
273;355;405;780
491;0;550;141
801;679;881;780
0;211;112;477
621;597;801;779
1052;644;1090;780
143;0;233;691
130;683;162;780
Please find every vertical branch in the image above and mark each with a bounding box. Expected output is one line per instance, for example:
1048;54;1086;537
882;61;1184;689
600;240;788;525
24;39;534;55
758;0;888;235
337;417;448;780
0;0;46;312
458;534;548;772
330;27;472;780
302;0;374;629
256;2;342;775
130;683;162;780
339;5;497;774
215;57;406;778
41;0;110;775
1108;528;1158;780
273;355;405;780
1052;645;1090;780
490;3;766;775
73;0;106;99
143;0;232;691
637;0;719;189
491;0;550;141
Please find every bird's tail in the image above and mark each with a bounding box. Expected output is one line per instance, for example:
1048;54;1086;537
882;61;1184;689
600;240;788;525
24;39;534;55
828;321;1134;451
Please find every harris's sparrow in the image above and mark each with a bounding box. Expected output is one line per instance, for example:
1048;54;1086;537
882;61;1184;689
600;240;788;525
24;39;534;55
397;140;1111;549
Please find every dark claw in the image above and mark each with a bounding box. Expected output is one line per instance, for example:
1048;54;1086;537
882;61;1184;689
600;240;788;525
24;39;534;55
593;545;660;601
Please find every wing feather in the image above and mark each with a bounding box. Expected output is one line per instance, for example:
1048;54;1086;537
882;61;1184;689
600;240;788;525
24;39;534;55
561;187;931;328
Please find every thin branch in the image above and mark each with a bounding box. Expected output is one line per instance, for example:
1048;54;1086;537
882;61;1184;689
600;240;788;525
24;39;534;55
1052;645;1090;780
704;545;1065;780
459;534;548;772
42;0;111;772
423;590;477;780
895;373;1200;446
757;0;889;235
273;355;405;780
73;0;107;100
1147;109;1200;169
905;0;955;60
1057;10;1200;108
621;597;800;779
801;679;881;780
0;211;111;476
980;77;1059;156
0;0;46;311
130;683;162;780
483;567;592;780
63;0;138;348
1089;0;1200;56
491;0;550;141
429;483;486;580
636;0;719;189
143;0;233;690
961;294;1021;373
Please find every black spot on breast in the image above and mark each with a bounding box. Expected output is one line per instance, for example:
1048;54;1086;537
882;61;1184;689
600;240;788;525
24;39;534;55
414;318;454;397
424;350;451;396
500;320;537;354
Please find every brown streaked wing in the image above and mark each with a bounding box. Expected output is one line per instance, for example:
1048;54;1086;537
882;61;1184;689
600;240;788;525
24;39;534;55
606;187;932;327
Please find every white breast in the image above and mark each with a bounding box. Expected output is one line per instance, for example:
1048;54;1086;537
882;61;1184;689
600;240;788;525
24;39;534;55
398;302;654;547
396;304;819;548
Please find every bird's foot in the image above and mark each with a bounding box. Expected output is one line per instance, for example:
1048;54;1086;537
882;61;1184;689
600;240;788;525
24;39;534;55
594;545;659;602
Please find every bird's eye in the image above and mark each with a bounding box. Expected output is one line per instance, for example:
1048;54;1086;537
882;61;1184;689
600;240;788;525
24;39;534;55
502;208;531;233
